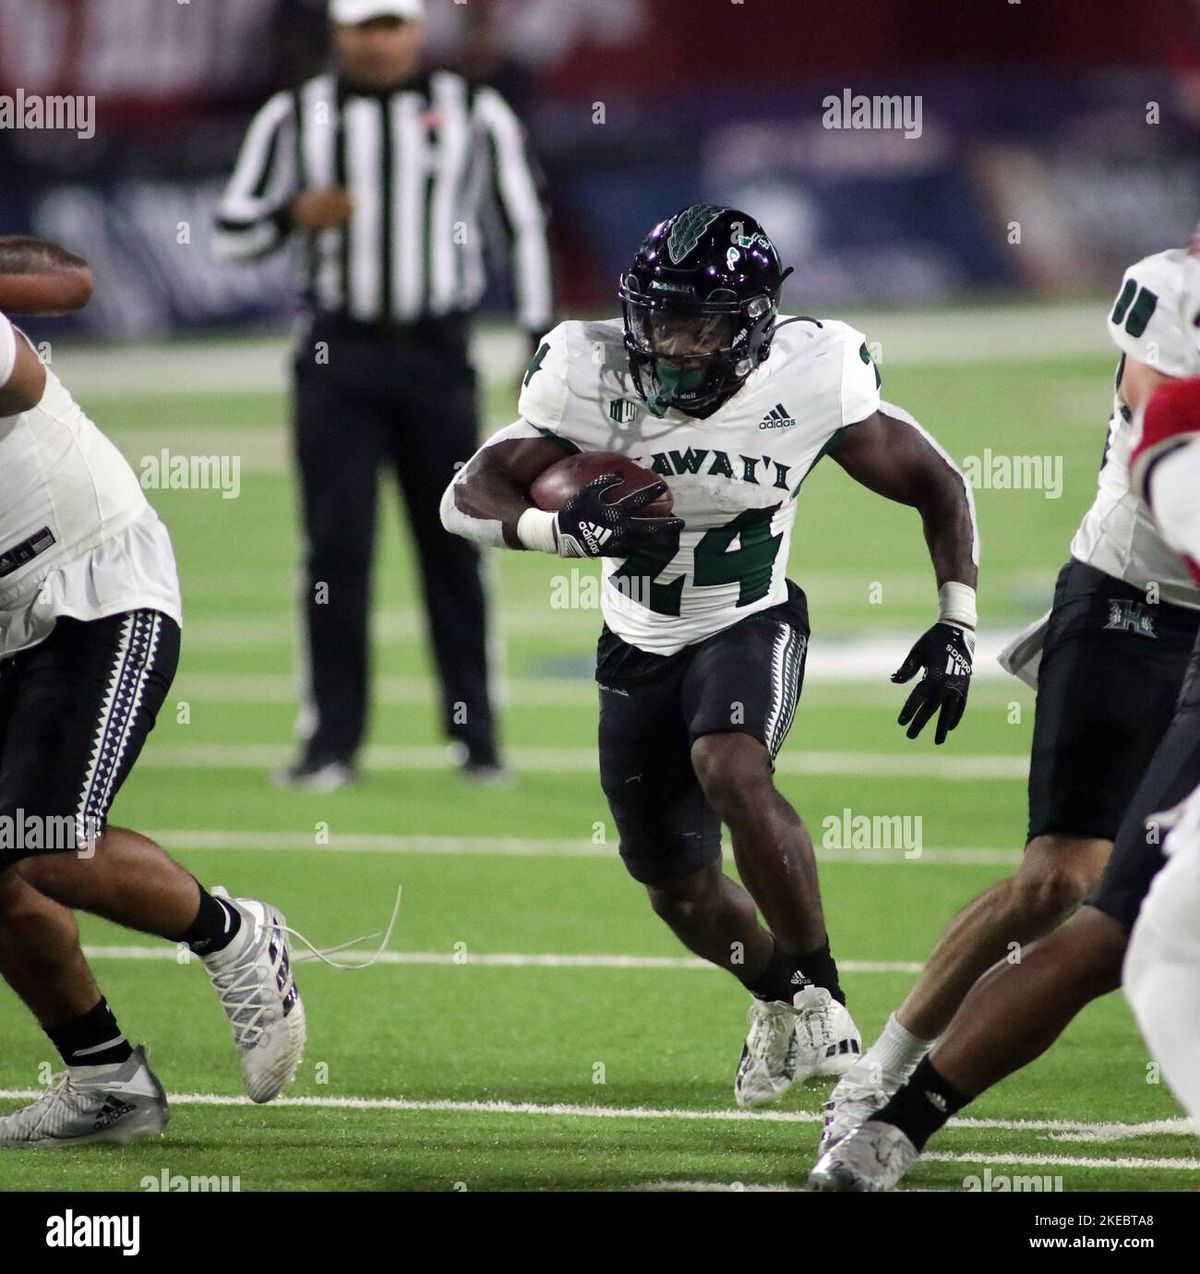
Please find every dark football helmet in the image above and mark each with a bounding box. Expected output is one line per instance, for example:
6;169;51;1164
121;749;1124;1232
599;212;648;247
619;205;791;418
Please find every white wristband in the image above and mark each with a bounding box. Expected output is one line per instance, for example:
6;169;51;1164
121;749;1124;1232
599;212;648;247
938;581;977;630
516;506;559;555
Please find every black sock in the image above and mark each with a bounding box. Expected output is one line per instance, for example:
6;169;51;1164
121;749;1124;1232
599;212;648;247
175;885;242;956
747;939;846;1005
873;1056;971;1151
47;998;133;1068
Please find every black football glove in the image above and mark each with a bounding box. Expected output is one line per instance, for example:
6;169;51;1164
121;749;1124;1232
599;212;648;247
555;472;683;558
891;621;974;745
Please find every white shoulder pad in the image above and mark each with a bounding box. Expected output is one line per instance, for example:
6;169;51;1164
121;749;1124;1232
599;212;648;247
517;321;578;434
832;320;882;426
516;318;627;450
1108;249;1195;377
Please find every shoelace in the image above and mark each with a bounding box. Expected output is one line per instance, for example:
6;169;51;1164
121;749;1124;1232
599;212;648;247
208;958;286;1050
796;998;839;1052
747;1001;797;1064
283;883;403;970
3;1072;89;1134
209;886;405;1050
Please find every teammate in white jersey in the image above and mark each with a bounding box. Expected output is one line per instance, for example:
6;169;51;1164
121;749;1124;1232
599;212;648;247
442;207;979;1106
811;247;1200;1192
819;240;1200;1160
0;238;304;1145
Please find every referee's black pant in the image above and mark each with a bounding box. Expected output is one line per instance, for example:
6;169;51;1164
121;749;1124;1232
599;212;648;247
292;312;497;767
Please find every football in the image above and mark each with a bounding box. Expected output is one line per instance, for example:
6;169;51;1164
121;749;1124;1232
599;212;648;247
0;271;93;316
529;450;673;517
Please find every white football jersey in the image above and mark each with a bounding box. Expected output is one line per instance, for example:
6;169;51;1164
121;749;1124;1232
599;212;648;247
518;315;880;654
1070;248;1200;609
0;320;181;656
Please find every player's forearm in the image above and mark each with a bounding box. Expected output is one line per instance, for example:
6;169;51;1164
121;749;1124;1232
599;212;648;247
441;455;536;550
440;429;567;552
0;237;93;314
918;477;979;596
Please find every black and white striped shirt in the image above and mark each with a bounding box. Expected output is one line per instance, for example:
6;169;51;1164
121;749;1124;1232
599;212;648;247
214;69;554;333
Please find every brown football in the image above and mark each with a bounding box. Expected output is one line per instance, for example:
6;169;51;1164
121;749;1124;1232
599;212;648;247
529;451;673;517
0;268;93;316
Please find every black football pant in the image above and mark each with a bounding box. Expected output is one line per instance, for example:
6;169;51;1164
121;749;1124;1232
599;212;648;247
292;313;497;766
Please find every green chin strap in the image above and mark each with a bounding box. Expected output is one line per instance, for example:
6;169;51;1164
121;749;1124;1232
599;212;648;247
646;362;708;418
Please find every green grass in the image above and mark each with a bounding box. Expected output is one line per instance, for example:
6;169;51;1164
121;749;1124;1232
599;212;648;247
0;347;1193;1192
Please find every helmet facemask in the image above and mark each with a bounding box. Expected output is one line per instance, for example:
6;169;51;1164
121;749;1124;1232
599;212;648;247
620;283;776;419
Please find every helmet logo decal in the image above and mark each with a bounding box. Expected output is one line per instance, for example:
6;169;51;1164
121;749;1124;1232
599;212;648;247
667;204;724;263
726;246;740;270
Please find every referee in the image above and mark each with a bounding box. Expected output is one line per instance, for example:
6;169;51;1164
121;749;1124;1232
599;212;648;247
215;0;553;789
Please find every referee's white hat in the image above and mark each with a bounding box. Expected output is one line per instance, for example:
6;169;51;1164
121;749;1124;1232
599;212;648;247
330;0;425;23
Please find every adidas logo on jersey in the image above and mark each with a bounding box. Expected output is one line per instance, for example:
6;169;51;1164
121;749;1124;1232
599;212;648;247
759;403;797;430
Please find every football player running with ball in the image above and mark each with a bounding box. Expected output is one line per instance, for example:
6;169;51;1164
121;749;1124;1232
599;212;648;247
442;207;978;1106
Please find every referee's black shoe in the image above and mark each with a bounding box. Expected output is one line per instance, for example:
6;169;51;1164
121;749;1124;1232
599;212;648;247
273;755;359;793
450;742;511;788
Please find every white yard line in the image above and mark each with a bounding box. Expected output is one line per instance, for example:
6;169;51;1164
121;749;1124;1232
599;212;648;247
922;1149;1200;1172
135;742;1027;780
0;1087;1190;1155
172;620;1030;684
78;944;924;974
173;672;1032;706
141;828;1022;865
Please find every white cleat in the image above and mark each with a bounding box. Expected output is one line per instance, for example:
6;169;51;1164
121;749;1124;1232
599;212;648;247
794;986;863;1081
734;986;863;1107
735;998;803;1108
201;896;306;1103
0;1046;168;1148
808;1120;919;1191
820;1057;893;1153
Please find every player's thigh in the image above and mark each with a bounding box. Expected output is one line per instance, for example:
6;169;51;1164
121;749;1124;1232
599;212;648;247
1087;642;1200;932
0;610;179;867
597;667;720;885
1027;565;1198;842
682;608;809;763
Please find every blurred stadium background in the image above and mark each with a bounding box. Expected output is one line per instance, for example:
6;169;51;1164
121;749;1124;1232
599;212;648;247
5;0;1200;333
2;0;1200;1192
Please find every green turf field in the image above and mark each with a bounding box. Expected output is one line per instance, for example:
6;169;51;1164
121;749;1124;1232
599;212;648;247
0;335;1194;1192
